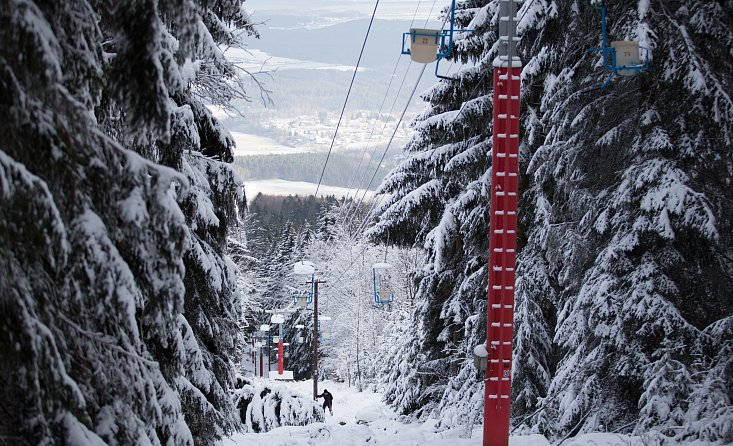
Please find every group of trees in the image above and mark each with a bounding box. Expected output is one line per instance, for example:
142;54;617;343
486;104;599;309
239;195;421;390
370;0;732;443
0;0;262;443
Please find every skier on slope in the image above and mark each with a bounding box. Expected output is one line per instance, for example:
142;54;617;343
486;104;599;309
317;389;333;415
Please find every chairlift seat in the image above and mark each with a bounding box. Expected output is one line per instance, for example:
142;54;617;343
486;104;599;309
611;41;641;76
409;29;441;63
297;295;308;308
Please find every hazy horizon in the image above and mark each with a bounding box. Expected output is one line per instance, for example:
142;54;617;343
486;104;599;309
245;0;445;23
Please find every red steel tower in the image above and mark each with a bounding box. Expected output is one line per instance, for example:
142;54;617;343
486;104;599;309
484;1;521;445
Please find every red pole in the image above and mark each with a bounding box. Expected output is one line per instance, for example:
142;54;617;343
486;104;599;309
278;325;284;374
259;348;264;378
313;280;319;400
484;1;520;445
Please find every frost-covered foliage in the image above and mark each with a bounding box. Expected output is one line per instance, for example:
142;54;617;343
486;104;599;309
368;0;497;429
371;0;733;442
0;0;261;443
252;202;423;389
232;378;325;433
519;0;733;441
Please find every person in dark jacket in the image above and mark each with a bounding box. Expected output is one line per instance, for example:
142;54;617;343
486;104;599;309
317;389;333;415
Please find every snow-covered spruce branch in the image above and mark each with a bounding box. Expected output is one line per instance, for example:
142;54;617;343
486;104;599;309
56;314;158;367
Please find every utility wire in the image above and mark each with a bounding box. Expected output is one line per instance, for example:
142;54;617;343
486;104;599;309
314;0;381;197
337;0;426;223
351;68;491;243
344;63;428;235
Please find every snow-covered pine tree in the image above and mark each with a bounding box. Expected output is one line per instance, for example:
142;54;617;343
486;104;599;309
1;0;263;443
1;2;193;442
228;212;263;375
373;0;733;441
258;221;299;311
368;0;500;428
285;310;317;381
523;0;733;439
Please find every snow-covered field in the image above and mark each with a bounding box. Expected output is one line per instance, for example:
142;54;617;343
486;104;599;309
229;132;316;156
244;179;374;202
221;379;664;446
225;48;366;73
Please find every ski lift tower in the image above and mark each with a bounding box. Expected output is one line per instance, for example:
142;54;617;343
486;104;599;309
483;1;521;445
293;261;326;400
266;310;296;380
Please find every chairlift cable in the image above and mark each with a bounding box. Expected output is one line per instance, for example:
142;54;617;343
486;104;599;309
424;0;439;27
344;63;428;235
342;0;424;205
314;0;381;198
349;68;490;242
337;59;414;228
323;2;468;290
335;1;428;229
341;56;404;202
340;61;415;228
346;6;456;233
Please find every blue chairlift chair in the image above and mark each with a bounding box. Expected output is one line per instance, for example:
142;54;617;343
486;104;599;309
372;262;396;306
587;3;650;90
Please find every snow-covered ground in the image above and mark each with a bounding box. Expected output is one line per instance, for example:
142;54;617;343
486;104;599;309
244;179;374;202
221;379;661;446
229;132;316;156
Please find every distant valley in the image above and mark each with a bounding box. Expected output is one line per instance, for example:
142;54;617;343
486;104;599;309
215;13;440;197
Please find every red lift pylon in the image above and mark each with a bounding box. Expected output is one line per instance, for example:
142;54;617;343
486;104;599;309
484;1;521;446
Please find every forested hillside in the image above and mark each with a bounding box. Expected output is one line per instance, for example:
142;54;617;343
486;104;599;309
0;0;258;443
370;0;733;442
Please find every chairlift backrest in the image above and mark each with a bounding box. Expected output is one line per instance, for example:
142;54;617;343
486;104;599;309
291;264;315;308
296;293;308;309
399;0;475;80
408;29;441;63
372;263;395;305
587;5;650;89
610;41;641;76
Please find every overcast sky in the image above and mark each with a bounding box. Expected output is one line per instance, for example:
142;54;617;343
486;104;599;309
245;0;443;22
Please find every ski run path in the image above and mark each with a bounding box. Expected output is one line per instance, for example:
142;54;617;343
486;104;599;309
220;379;671;446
